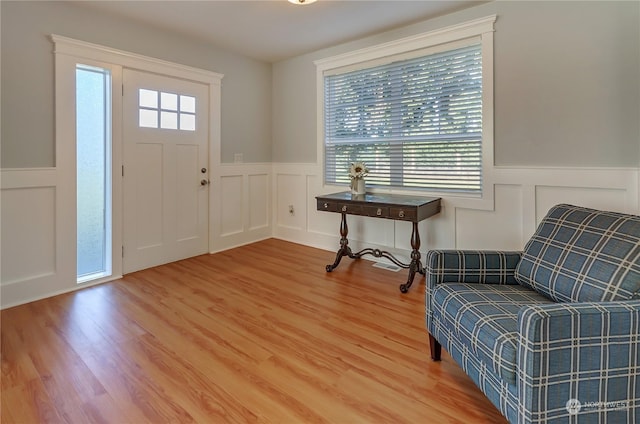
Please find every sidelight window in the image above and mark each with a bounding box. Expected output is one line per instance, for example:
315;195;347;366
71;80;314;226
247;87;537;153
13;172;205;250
76;65;112;282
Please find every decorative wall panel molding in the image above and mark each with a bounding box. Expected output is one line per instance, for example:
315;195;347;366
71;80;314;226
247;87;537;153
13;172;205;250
1;168;75;308
273;164;640;259
210;164;272;253
219;175;244;237
2;186;56;285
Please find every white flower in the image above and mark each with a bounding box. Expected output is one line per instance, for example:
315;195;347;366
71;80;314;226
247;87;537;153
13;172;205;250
348;162;369;180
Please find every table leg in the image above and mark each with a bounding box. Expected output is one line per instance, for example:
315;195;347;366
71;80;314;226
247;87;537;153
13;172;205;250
399;222;425;293
326;213;355;272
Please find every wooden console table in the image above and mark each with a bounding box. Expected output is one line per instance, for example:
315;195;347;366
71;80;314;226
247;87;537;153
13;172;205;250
316;191;441;293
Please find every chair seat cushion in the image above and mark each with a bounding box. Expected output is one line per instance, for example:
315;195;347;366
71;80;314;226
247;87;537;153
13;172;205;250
431;283;553;384
515;204;640;303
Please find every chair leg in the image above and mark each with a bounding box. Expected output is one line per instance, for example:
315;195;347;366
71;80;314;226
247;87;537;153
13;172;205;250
429;333;441;361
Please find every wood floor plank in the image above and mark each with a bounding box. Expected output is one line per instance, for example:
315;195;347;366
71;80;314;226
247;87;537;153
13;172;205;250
1;378;63;423
1;322;40;391
1;239;507;423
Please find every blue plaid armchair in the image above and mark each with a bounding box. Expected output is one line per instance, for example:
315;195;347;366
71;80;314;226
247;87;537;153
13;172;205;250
426;204;640;423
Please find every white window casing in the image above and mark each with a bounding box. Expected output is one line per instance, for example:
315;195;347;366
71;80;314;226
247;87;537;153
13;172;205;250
315;15;496;198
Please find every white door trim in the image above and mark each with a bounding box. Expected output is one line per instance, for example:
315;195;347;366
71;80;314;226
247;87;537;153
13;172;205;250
51;35;224;83
51;34;223;284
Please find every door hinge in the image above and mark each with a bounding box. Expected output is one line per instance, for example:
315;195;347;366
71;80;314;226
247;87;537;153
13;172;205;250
122;165;124;177
122;246;124;258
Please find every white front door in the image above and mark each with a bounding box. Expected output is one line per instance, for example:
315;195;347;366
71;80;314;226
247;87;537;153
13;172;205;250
123;69;209;273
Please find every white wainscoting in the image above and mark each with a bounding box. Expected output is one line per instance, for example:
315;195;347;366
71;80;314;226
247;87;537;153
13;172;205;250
271;164;640;266
0;162;275;308
1;168;76;309
2;163;638;308
210;163;272;253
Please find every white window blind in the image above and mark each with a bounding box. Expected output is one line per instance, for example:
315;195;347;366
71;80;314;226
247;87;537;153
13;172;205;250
324;43;483;193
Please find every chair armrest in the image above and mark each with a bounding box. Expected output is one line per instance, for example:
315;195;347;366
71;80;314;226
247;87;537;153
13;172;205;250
425;250;522;287
517;301;640;422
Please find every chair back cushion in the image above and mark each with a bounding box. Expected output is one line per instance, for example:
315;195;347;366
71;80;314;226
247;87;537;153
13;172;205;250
515;204;640;302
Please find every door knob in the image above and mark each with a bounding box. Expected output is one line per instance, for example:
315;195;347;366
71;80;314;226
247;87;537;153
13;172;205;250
200;179;209;186
201;168;207;173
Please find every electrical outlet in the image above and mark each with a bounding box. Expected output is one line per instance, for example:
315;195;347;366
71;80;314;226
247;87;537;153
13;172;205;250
288;205;295;215
234;153;243;163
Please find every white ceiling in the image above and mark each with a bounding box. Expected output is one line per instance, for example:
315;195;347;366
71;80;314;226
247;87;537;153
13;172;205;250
72;1;485;63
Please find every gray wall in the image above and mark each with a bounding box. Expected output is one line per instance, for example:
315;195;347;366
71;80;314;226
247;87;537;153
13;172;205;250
1;0;272;168
3;1;638;169
272;1;640;167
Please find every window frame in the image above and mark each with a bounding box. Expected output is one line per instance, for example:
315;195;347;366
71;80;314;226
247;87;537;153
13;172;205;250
315;15;496;199
75;64;114;283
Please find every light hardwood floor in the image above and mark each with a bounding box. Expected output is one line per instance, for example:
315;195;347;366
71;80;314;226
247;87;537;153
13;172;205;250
1;239;507;423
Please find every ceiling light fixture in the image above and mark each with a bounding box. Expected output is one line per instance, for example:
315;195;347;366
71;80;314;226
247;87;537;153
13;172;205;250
288;0;317;5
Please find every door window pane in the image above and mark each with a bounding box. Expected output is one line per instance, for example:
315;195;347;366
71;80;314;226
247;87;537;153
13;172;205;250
139;89;158;108
161;92;178;111
161;111;178;129
139;109;158;128
180;113;196;131
180;95;196;113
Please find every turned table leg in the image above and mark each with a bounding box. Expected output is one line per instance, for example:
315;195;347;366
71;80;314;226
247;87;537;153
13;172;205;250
399;222;424;293
326;212;354;272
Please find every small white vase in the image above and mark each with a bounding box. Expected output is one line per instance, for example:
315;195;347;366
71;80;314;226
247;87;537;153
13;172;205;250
351;178;366;195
